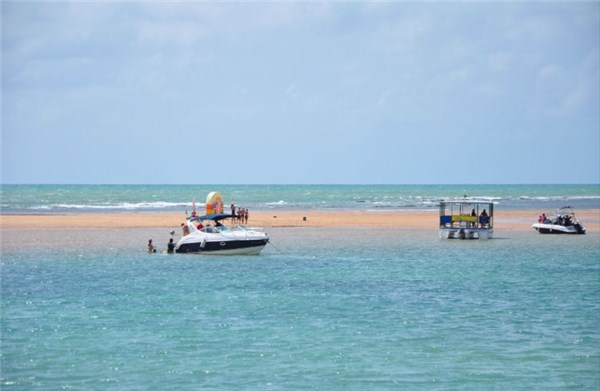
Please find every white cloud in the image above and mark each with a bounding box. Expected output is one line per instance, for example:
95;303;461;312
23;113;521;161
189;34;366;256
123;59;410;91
136;21;205;47
285;84;299;100
557;83;591;116
503;11;563;43
376;90;391;106
375;13;432;53
488;52;512;72
538;64;560;80
448;67;471;82
3;2;598;184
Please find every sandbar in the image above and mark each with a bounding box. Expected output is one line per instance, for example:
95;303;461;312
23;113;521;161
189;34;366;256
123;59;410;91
1;210;599;232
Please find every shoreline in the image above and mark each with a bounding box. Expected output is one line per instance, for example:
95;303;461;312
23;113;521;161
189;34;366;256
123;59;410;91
1;209;599;232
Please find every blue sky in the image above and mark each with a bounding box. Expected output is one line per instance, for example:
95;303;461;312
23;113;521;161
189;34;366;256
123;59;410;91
2;2;599;184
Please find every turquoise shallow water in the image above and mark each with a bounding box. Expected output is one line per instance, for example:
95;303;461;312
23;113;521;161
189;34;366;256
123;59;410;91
2;228;599;390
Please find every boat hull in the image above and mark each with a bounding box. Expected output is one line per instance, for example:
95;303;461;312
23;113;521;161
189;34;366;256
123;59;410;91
439;228;493;240
176;238;269;255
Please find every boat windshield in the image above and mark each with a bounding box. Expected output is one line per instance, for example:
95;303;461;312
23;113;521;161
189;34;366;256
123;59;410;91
556;207;576;217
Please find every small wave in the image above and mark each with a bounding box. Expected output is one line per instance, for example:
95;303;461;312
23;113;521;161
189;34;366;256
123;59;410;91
265;200;288;206
460;196;504;202
442;196;503;203
29;201;192;211
519;195;600;201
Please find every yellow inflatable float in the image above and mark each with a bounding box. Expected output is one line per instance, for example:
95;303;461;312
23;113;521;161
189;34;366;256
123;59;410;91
205;191;224;215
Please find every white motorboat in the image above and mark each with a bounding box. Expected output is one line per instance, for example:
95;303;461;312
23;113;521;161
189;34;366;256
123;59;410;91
175;213;269;255
439;200;494;240
174;191;269;255
532;206;586;235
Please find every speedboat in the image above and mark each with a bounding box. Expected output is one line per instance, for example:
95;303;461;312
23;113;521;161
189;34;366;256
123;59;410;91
175;213;269;255
532;206;586;234
439;200;494;240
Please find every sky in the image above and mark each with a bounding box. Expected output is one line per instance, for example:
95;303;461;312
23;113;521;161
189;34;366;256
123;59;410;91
2;2;599;185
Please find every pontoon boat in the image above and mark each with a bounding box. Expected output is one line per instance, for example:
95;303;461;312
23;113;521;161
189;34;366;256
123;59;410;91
439;200;494;240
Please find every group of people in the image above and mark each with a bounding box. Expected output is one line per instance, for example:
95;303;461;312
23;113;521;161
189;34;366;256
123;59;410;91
538;213;574;226
470;208;490;227
147;202;251;253
230;203;249;225
537;213;548;223
147;235;176;254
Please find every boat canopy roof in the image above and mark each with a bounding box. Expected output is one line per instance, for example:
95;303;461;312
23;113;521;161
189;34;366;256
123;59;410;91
439;199;494;205
190;213;235;222
439;199;494;218
439;200;495;210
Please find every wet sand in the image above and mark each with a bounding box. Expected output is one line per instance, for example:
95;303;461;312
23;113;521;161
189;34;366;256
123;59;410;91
1;209;599;232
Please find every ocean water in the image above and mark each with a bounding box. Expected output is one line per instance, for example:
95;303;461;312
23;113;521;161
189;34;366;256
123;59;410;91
1;227;599;390
1;184;599;213
2;185;600;389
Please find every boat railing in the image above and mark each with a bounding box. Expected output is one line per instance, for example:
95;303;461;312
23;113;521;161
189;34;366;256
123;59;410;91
439;201;493;229
439;215;492;228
